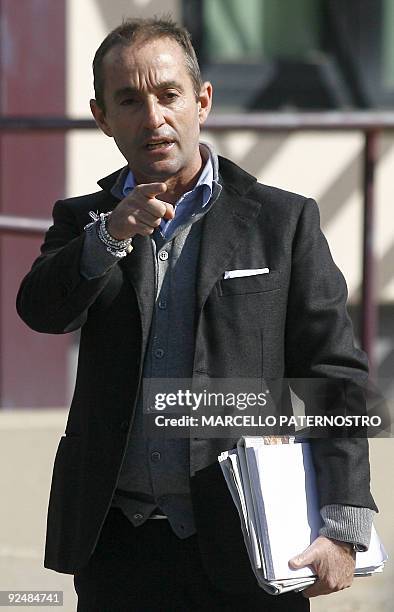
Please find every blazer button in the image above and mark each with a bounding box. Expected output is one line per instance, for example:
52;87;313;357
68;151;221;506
120;420;130;432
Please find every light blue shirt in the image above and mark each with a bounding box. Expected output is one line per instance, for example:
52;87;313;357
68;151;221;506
122;154;214;241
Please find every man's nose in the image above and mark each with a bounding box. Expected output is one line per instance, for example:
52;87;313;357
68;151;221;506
142;98;165;129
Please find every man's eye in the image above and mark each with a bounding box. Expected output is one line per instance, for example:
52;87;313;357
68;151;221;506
120;99;136;106
163;92;178;101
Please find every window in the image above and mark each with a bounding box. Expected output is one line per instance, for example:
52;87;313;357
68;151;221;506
183;0;394;110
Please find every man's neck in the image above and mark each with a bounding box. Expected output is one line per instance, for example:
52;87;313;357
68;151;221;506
130;147;207;204
159;160;204;204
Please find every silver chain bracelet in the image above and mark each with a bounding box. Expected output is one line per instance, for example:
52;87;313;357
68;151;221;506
85;211;133;258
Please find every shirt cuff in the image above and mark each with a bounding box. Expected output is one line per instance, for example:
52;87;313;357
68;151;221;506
320;504;375;551
80;222;120;279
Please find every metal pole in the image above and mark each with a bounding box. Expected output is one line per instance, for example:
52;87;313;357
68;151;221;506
361;129;379;379
0;214;50;235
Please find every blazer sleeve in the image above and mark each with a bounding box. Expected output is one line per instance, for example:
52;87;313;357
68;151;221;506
284;198;377;512
16;199;117;334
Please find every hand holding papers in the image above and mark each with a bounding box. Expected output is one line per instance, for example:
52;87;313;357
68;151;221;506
218;437;387;595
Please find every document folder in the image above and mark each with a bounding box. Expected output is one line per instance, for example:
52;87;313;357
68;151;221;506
218;436;387;595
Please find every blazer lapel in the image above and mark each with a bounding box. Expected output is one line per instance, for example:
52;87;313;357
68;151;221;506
196;183;261;313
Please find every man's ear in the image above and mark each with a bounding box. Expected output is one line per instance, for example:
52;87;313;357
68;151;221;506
90;99;113;137
197;81;213;126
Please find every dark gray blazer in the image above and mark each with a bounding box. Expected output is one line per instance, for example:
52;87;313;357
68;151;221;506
16;156;377;593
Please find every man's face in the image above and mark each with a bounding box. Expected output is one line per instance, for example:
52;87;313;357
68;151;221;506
91;37;212;186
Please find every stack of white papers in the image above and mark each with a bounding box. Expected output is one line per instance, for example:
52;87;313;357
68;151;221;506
218;436;387;595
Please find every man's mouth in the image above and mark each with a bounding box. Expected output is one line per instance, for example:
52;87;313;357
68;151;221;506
145;139;175;150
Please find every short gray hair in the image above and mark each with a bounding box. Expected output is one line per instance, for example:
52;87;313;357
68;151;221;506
93;16;203;111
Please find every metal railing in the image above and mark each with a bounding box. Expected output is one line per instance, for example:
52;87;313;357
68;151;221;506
2;111;394;375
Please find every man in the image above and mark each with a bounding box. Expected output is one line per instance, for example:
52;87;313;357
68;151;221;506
17;17;377;612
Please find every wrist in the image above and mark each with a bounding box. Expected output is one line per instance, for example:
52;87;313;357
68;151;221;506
329;539;358;556
97;212;133;258
106;216;134;241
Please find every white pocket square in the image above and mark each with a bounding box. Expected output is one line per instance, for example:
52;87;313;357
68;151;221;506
223;268;270;279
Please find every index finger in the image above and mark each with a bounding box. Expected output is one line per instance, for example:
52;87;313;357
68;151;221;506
138;182;167;198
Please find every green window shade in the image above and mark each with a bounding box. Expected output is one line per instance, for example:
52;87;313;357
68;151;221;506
203;0;321;62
